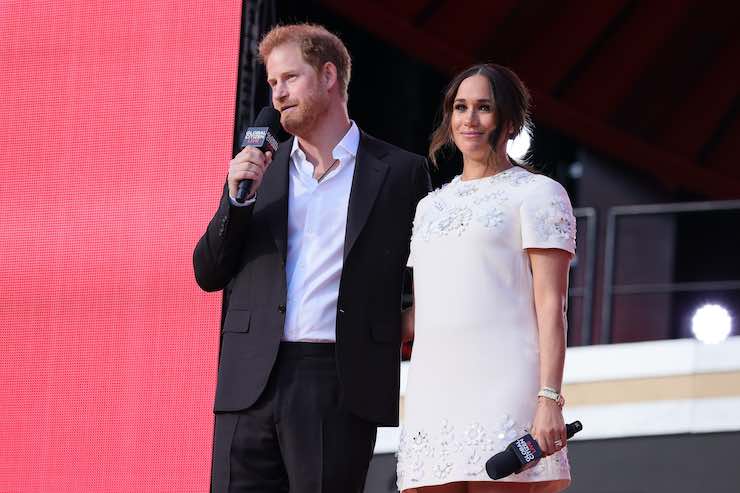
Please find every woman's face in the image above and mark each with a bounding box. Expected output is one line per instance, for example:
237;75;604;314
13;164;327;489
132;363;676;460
450;74;497;162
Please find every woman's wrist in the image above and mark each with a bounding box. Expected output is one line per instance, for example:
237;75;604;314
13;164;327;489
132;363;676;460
537;387;565;408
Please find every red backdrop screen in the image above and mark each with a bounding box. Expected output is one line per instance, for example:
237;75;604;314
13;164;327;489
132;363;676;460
0;1;241;491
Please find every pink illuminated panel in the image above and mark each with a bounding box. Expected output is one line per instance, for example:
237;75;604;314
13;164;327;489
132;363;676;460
0;1;241;491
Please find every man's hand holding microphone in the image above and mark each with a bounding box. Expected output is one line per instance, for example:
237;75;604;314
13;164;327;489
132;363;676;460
229;106;281;204
228;146;273;202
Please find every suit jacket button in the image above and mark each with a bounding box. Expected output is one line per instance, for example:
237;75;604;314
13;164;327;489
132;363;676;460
278;304;286;314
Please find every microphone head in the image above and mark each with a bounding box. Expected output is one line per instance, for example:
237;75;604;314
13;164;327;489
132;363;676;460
566;421;583;439
485;449;520;480
253;106;282;135
241;106;282;152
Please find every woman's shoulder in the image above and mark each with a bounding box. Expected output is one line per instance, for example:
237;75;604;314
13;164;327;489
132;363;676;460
420;177;457;203
513;168;569;197
414;183;443;215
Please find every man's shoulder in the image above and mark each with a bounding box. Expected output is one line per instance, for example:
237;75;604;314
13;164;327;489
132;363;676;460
360;132;425;165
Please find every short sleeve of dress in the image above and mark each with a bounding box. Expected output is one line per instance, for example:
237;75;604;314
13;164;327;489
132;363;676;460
520;178;576;255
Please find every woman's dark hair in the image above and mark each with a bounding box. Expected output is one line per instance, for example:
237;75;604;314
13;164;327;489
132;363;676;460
429;63;532;168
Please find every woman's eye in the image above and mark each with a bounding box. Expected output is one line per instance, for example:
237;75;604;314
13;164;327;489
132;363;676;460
479;104;491;111
454;104;466;111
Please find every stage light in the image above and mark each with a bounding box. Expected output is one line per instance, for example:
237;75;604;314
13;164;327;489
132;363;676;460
691;304;732;344
507;126;531;161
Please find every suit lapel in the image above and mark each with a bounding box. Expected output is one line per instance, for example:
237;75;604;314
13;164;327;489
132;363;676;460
254;137;291;261
344;132;390;260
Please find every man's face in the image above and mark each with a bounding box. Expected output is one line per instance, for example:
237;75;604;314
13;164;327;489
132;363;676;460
266;43;329;136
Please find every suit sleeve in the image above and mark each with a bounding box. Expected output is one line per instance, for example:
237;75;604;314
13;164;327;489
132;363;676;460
192;181;255;292
414;157;433;206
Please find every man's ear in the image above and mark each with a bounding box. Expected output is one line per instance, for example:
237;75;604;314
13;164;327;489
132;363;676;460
322;62;338;92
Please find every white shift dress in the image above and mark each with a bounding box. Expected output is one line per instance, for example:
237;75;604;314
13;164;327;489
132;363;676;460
397;166;576;492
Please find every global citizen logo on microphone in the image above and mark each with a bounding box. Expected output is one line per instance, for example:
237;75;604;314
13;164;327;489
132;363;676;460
515;436;538;464
242;127;278;151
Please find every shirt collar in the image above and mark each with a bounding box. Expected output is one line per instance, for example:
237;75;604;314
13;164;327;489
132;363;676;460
290;121;360;162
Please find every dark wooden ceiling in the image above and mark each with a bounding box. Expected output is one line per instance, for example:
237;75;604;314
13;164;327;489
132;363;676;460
320;0;740;198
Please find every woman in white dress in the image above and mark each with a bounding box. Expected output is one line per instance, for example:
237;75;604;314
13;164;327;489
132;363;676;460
397;64;575;493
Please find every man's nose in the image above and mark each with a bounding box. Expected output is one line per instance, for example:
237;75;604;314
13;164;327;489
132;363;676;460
273;82;288;101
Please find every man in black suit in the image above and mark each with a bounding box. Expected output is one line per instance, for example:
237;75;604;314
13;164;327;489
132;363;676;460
193;23;431;493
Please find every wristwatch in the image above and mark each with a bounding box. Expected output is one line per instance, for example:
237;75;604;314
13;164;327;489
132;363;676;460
537;386;565;408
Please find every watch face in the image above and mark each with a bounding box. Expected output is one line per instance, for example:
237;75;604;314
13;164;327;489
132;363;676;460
538;389;565;407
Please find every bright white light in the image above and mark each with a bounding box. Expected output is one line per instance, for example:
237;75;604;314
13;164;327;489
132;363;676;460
507;127;531;161
692;304;732;344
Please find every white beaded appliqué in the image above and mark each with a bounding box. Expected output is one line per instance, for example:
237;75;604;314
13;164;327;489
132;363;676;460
533;197;576;244
397;415;570;487
508;171;537;187
455;181;479;197
474;189;507;229
411;175;513;242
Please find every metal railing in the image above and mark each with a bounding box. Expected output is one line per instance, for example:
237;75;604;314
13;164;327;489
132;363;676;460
569;207;598;346
600;200;740;344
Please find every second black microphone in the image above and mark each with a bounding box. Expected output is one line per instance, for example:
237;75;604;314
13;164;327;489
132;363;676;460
485;420;582;480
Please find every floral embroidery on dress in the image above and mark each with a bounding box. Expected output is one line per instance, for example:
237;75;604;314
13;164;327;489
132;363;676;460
533;197;576;243
473;190;507;229
397;429;434;484
507;171;537;187
433;460;454;480
493;413;520;441
428;187;448;211
435;419;460;480
476;208;504;229
462;422;497;475
455;181;479;197
433;205;473;237
472;189;506;206
410;185;452;242
411;175;515;242
397;415;570;487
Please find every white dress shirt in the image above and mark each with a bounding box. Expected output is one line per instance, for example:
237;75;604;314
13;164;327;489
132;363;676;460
228;123;359;341
283;122;358;342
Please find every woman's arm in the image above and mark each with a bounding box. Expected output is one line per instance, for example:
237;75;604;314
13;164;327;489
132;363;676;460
528;247;571;456
401;279;415;343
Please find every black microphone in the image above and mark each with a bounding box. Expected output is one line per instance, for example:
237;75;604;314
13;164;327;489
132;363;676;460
235;106;281;203
485;421;582;480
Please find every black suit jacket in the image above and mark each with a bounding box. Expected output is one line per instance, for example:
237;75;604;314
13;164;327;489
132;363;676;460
193;131;431;426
